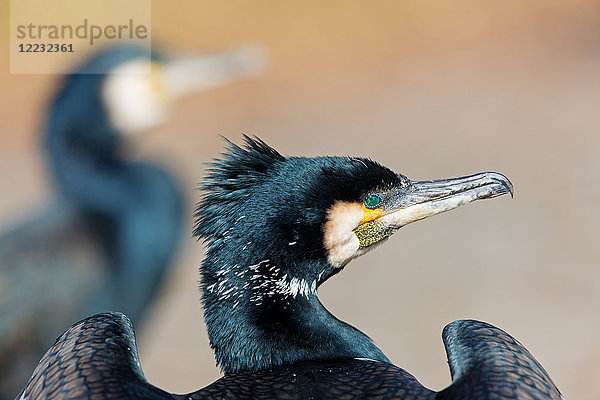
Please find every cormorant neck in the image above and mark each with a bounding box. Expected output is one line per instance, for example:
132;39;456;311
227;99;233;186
44;78;137;216
201;255;389;374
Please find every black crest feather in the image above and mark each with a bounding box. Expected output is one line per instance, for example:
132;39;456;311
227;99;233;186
194;136;285;240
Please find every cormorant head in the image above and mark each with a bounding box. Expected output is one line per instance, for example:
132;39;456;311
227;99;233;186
194;136;512;373
196;136;512;282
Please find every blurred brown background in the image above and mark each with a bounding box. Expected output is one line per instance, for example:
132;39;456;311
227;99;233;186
1;1;599;399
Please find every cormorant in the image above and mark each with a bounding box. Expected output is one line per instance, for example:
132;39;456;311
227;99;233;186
0;47;266;399
16;137;562;399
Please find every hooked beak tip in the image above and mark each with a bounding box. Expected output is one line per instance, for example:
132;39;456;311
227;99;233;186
486;172;514;198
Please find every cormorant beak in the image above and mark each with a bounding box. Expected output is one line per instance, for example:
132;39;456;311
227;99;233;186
375;172;513;229
162;45;269;100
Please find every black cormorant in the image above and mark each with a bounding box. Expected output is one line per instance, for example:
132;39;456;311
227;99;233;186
16;137;562;399
0;47;266;399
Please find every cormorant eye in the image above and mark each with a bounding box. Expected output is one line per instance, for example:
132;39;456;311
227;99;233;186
364;194;382;209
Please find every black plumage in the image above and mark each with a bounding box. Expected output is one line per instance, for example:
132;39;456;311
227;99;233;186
16;137;562;399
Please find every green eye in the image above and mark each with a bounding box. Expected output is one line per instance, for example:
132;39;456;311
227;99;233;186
364;194;382;209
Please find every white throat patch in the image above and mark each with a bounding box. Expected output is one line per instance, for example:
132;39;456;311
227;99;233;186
323;201;370;268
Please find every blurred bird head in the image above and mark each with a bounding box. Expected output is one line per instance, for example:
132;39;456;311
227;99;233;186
47;44;268;158
100;45;268;135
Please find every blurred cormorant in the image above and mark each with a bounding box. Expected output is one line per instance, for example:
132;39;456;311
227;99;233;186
16;137;562;399
0;47;266;399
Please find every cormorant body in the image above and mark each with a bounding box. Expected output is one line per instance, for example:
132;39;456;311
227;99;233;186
0;48;266;399
16;137;562;399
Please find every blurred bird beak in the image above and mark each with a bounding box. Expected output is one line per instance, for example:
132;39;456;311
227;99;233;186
162;45;269;99
378;172;513;229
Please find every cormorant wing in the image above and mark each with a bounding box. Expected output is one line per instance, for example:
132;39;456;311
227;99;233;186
15;313;171;400
437;319;563;399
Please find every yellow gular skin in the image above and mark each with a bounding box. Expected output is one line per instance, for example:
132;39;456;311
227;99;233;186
360;207;384;224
